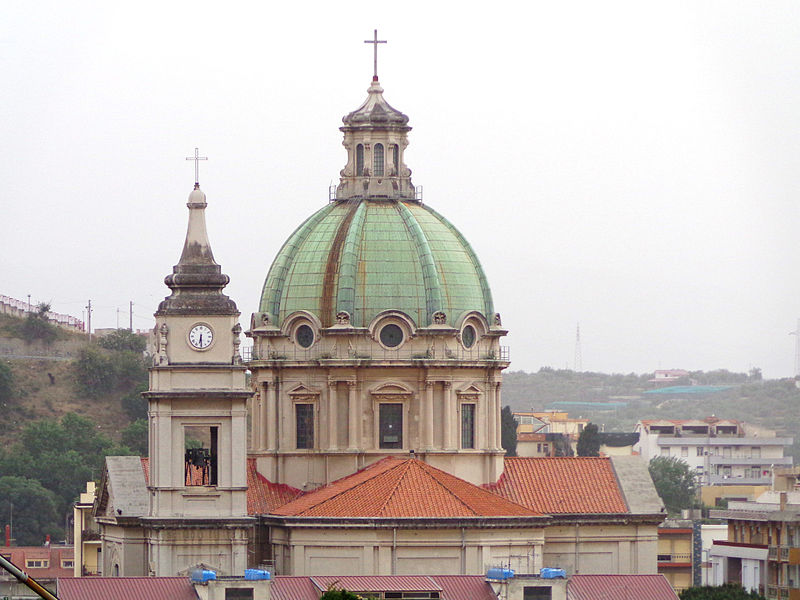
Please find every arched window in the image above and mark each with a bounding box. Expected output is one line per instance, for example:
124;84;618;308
373;143;384;176
392;144;399;174
356;144;364;176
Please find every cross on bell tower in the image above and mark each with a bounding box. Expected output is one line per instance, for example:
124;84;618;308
364;29;387;81
185;147;208;187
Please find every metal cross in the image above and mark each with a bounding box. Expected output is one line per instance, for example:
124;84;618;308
364;29;387;80
185;147;208;186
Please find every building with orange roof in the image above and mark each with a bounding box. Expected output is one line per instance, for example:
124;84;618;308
91;42;665;581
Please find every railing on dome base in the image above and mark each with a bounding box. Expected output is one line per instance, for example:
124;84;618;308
242;344;509;363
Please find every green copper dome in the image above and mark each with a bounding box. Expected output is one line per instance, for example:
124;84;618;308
259;199;494;329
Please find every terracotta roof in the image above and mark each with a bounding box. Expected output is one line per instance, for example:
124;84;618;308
272;457;538;518
485;457;629;514
139;457;302;515
56;577;197;600
271;575;497;600
568;574;678;600
246;458;303;514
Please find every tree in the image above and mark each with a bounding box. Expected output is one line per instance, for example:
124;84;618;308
576;423;600;456
500;405;517;457
121;419;148;456
649;455;698;515
121;382;149;420
679;583;766;600
0;360;13;405
98;329;147;353
20;302;58;344
73;345;115;398
319;585;362;599
0;476;61;546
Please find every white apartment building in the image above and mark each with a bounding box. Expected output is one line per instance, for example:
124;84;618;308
634;418;793;485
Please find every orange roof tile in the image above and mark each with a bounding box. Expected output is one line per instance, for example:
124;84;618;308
246;458;303;514
485;457;629;514
272;457;538;518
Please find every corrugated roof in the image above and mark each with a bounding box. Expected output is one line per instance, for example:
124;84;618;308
246;458;303;514
271;575;498;600
272;457;537;518
56;577;197;600
485;457;629;514
311;575;441;592
568;574;678;600
271;576;321;600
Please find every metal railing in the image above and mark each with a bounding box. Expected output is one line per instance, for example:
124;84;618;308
243;344;509;363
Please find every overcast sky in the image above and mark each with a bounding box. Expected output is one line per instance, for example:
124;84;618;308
2;1;799;378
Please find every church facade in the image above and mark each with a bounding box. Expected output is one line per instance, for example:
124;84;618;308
93;58;664;579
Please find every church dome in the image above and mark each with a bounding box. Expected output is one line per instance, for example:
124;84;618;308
259;76;495;331
259;199;494;329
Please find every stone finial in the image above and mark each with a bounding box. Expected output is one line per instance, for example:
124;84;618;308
494;313;502;326
336;311;351;325
432;311;447;325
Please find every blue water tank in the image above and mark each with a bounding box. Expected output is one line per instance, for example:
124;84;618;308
540;568;566;579
486;568;515;580
190;569;217;583
245;569;271;580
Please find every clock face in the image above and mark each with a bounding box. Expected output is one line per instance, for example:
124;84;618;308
188;324;214;349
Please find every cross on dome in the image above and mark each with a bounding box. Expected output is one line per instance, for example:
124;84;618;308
185;147;208;188
364;29;386;81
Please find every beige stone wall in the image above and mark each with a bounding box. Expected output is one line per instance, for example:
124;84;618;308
147;525;250;577
541;523;659;574
268;525;544;576
101;524;147;576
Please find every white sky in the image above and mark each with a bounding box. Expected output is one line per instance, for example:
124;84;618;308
2;1;799;378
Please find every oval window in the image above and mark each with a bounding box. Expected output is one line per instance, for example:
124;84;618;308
462;324;476;348
296;324;314;348
379;323;404;348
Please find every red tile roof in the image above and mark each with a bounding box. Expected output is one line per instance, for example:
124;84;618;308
56;577;198;600
485;457;629;514
271;575;498;600
246;458;303;514
272;457;538;518
568;574;678;600
139;457;302;515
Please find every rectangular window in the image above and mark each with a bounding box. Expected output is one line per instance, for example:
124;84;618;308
225;589;254;600
379;403;403;449
723;446;732;458
524;587;552;600
26;560;48;568
461;404;475;449
660;447;670;456
184;425;218;486
542;443;549;455
681;446;688;457
697;447;704;456
295;404;314;449
751;446;761;458
61;560;74;568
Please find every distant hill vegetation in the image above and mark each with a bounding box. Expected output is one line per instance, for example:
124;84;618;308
503;367;800;460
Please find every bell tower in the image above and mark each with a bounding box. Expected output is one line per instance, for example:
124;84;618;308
142;161;253;576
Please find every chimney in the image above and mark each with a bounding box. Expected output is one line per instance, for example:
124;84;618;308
45;534;50;547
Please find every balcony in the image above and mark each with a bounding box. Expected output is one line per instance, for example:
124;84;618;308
657;437;793;446
709;456;793;466
657;553;692;566
243;344;510;364
708;474;774;485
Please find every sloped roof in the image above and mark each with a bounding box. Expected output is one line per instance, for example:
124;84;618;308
485;457;629;514
0;547;72;580
272;457;537;518
271;575;497;600
568;574;678;600
57;577;198;600
246;458;303;514
96;456;149;518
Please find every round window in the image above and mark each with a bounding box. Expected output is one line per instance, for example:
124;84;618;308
462;324;476;348
296;324;314;348
379;323;404;348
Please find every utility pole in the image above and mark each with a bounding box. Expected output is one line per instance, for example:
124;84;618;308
129;300;133;331
86;300;92;341
27;294;31;314
574;323;582;372
116;307;120;329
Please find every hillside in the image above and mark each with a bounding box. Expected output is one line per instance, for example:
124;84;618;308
0;313;141;445
503;368;800;460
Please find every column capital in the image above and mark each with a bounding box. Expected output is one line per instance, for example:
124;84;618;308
345;380;357;388
443;381;452;390
424;380;435;389
327;378;338;389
